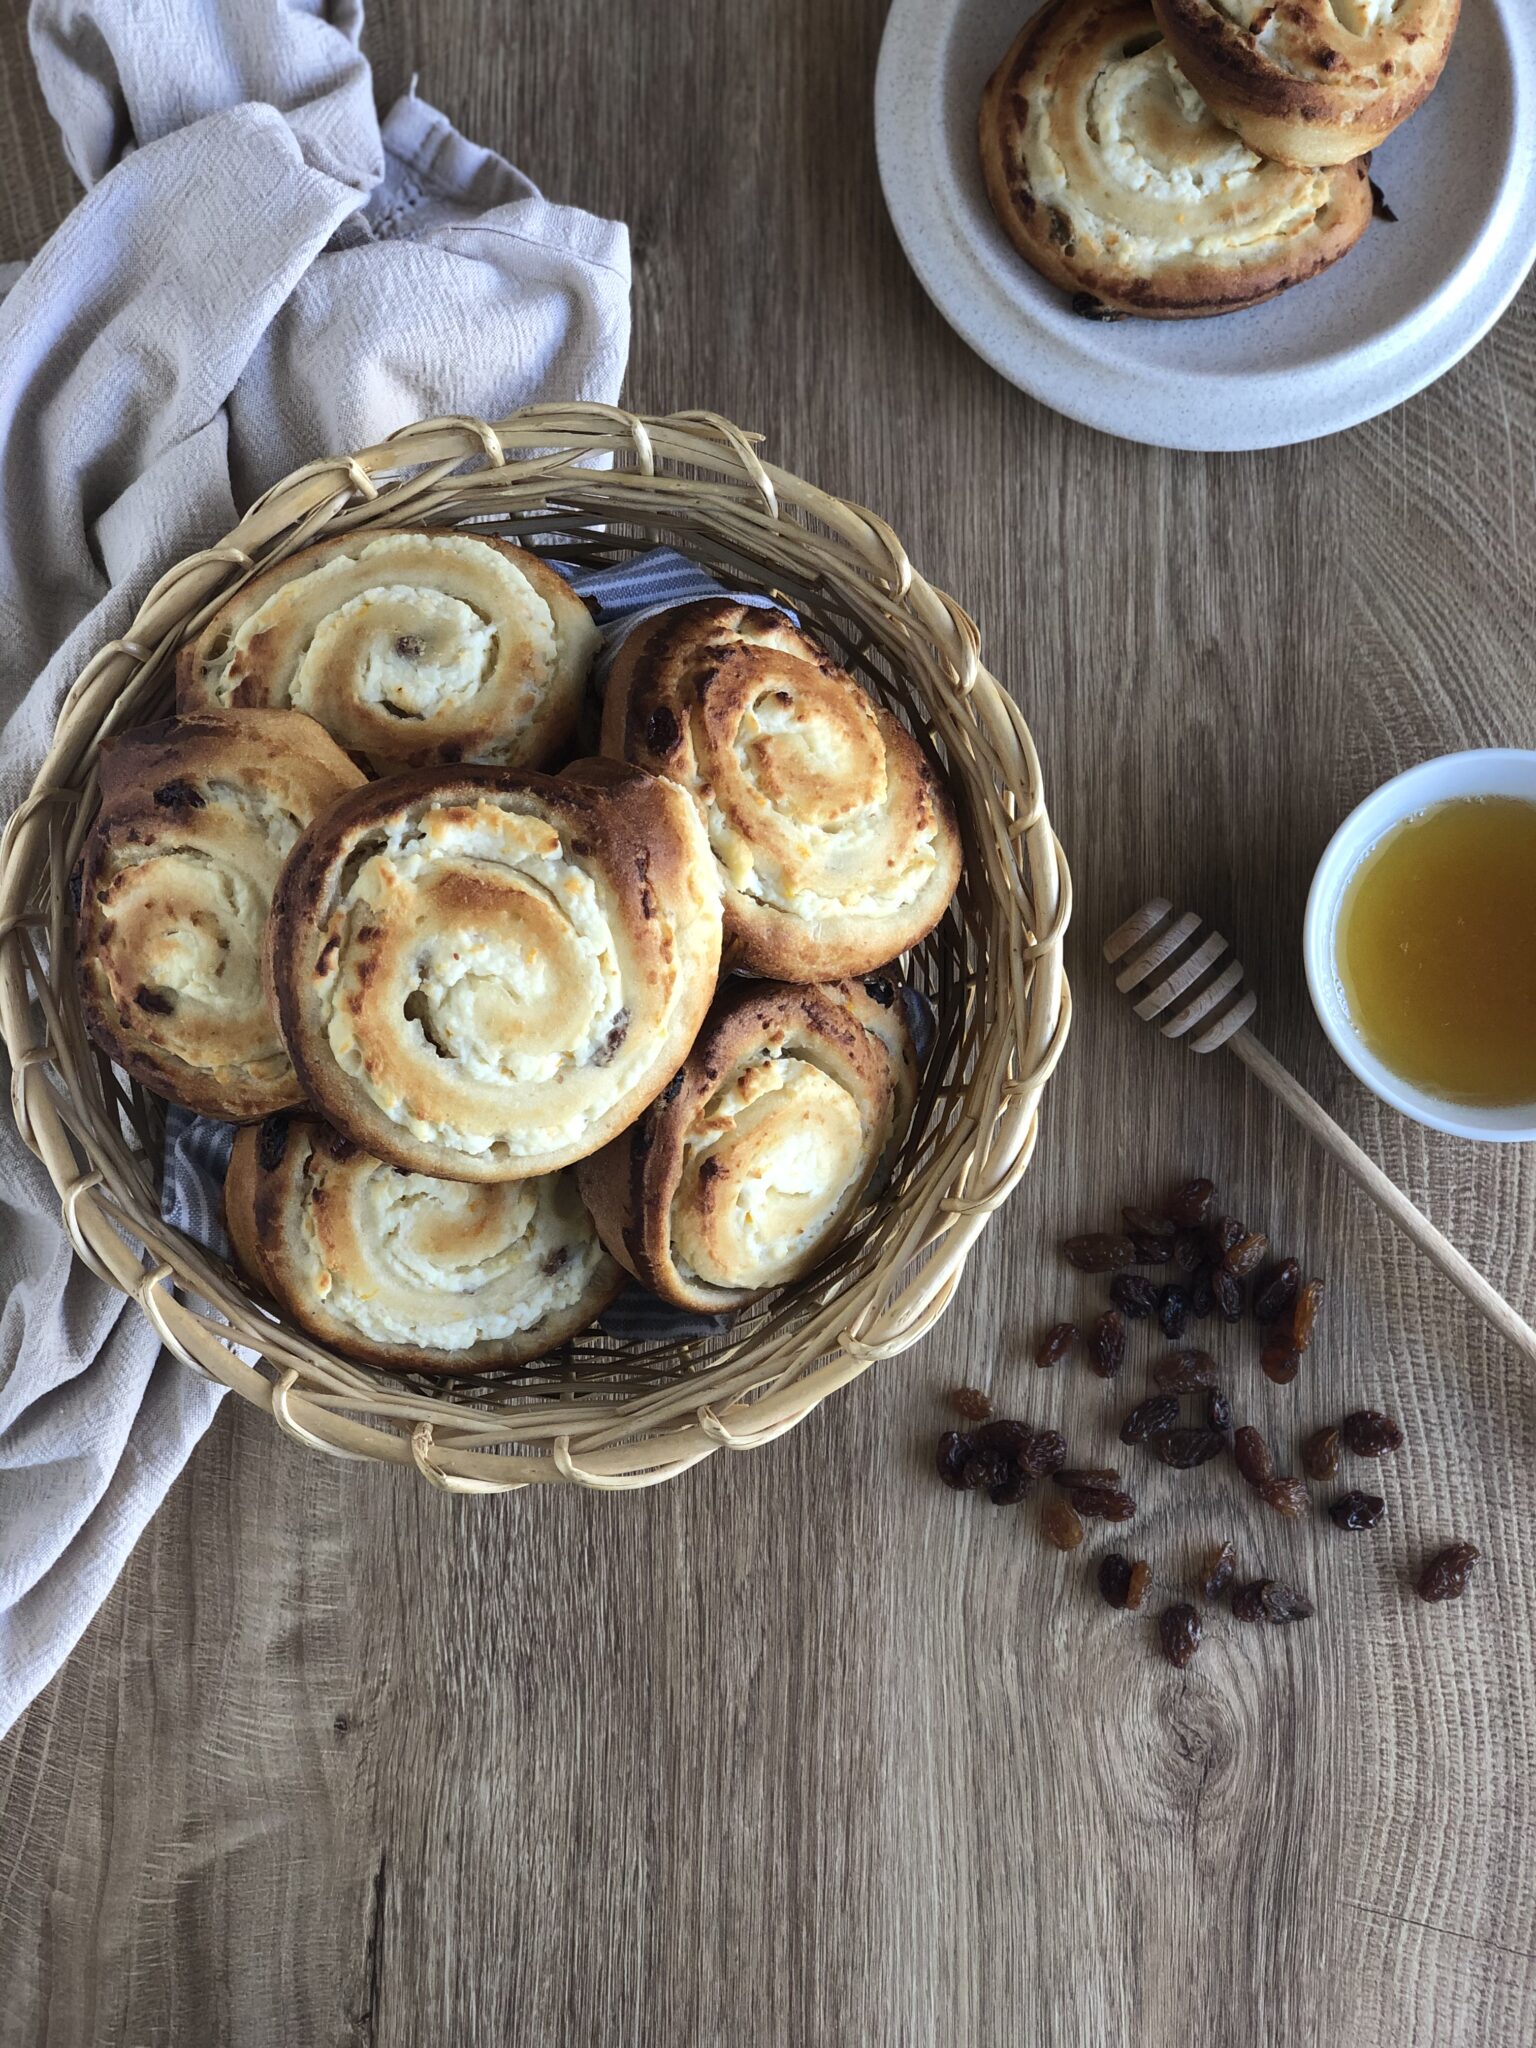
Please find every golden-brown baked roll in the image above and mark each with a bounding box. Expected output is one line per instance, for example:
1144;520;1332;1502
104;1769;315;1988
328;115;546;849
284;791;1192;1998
979;0;1374;319
265;760;723;1182
577;974;921;1313
176;529;599;775
601;601;962;980
227;1113;622;1372
75;711;365;1120
1152;0;1460;167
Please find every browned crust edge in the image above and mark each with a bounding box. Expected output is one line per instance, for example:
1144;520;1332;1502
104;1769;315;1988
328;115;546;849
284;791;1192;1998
1152;0;1459;166
226;1114;623;1373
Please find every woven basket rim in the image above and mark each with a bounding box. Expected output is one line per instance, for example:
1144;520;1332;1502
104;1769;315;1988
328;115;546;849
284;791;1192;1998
0;404;1073;1493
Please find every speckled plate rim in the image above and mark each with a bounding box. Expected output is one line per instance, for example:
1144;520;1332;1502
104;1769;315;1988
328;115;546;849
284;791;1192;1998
875;0;1536;452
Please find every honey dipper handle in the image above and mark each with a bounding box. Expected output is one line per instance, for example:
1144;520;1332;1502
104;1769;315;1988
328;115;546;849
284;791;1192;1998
1229;1029;1536;1367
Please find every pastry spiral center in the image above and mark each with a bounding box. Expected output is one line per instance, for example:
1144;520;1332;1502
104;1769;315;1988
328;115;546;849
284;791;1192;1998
696;647;939;919
672;1055;868;1289
737;677;888;826
312;587;498;721
1090;45;1260;201
300;1153;601;1351
320;799;652;1160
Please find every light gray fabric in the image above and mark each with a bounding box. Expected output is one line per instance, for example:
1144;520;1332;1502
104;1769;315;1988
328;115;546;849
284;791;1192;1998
0;0;630;1737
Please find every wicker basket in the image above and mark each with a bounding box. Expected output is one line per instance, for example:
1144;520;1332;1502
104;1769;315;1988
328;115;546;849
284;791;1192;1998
0;405;1071;1493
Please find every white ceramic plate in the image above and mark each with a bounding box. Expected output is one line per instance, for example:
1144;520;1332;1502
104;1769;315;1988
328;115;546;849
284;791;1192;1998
875;0;1536;451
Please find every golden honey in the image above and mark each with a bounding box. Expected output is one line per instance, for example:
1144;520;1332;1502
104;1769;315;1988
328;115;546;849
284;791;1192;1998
1335;796;1536;1107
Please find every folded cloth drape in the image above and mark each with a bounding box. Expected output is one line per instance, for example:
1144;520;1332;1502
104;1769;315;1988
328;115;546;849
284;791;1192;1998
0;0;631;1738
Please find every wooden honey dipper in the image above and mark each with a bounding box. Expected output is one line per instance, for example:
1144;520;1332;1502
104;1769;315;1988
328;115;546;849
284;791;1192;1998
1104;898;1536;1367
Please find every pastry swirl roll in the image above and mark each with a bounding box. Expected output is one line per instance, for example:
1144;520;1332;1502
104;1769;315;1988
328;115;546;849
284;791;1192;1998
601;601;962;981
176;530;599;775
227;1114;622;1371
266;761;724;1182
1153;0;1460;167
75;710;365;1120
578;974;921;1312
979;0;1374;319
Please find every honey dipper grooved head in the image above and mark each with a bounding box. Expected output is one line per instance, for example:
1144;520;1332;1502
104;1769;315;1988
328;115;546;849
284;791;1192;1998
1102;899;1257;1054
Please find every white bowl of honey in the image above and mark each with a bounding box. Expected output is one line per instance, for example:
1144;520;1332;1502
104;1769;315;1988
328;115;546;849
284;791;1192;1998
1305;750;1536;1142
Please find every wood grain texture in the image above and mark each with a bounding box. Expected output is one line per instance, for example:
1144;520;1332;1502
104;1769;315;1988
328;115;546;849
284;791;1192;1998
3;3;1535;2042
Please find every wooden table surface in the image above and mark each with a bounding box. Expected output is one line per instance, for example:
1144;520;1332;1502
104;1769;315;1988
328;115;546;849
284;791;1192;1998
3;4;1534;2043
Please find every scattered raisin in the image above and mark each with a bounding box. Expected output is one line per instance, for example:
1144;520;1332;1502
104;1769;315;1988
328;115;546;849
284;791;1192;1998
1223;1231;1268;1278
949;1387;993;1421
1189;1269;1215;1319
1210;1264;1245;1322
1196;1539;1237;1601
1329;1490;1386;1531
1124;1205;1176;1243
1152;1427;1226;1470
1258;1475;1309;1519
1157;1285;1190;1340
1123;1209;1175;1264
1260;1347;1302;1386
1097;1553;1134;1607
1120;1394;1179;1444
1415;1542;1480;1603
1129;1234;1173;1268
1230;1582;1264;1624
1034;1321;1079;1368
1041;1498;1084;1550
936;1432;978;1489
975;1419;1031;1462
1252;1258;1301;1325
1302;1425;1342;1481
1153;1348;1218;1392
1019;1428;1068;1478
1233;1425;1275;1489
1232;1579;1315;1624
1286;1278;1325;1353
1166;1178;1216;1228
1158;1604;1203;1668
1205;1388;1232;1433
1087;1310;1128;1379
1109;1274;1159;1320
1172;1230;1206;1275
987;1466;1031;1507
1124;1560;1153;1611
1063;1233;1137;1273
1068;1483;1137;1522
1208;1216;1246;1260
1340;1409;1403;1457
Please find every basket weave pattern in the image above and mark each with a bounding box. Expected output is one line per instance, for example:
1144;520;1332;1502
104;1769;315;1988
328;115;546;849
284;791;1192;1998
0;406;1071;1492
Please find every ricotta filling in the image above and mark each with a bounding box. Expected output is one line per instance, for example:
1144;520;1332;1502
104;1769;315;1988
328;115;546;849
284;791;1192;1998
705;695;939;920
1026;47;1329;261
